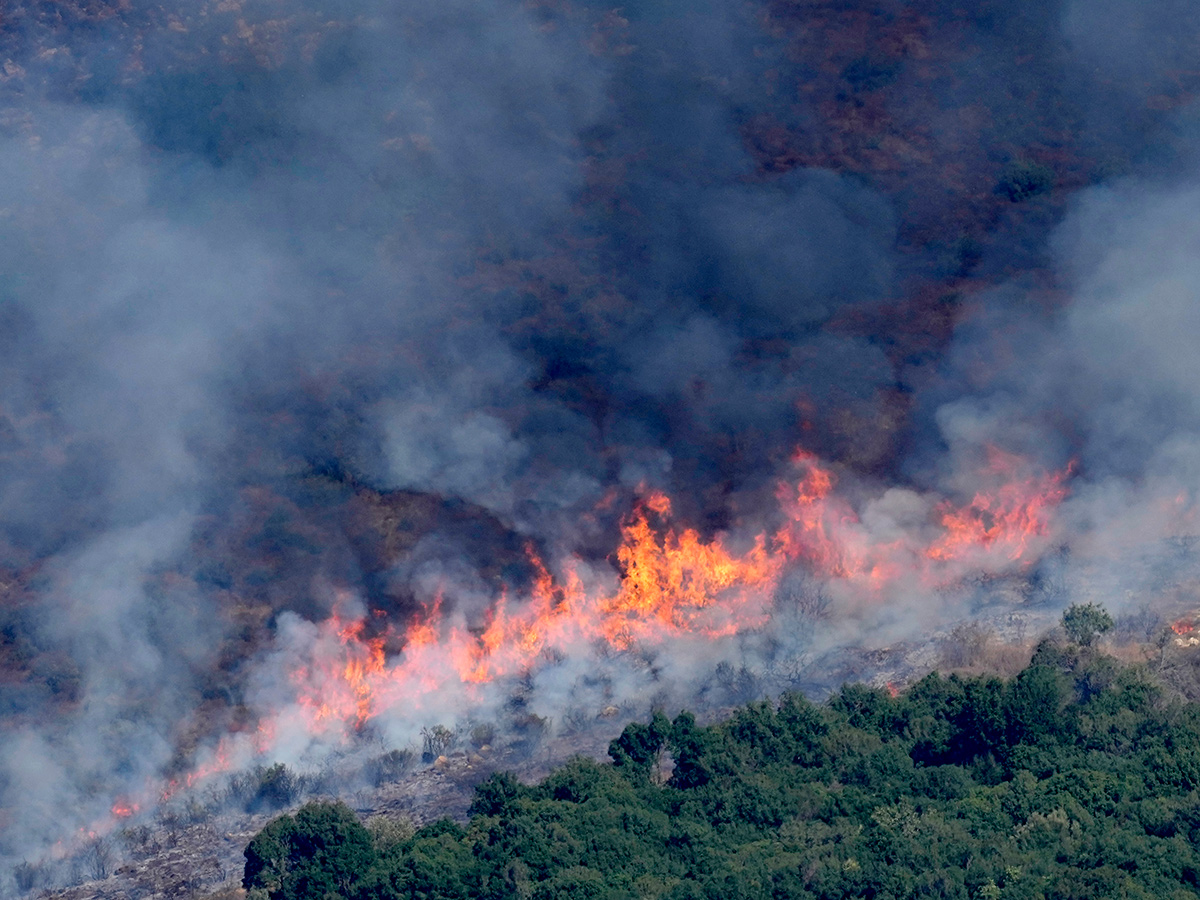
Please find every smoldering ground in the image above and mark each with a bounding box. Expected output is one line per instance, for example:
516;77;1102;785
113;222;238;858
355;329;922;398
3;0;1200;890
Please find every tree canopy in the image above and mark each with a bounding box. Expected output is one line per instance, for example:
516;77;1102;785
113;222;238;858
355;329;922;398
245;649;1200;900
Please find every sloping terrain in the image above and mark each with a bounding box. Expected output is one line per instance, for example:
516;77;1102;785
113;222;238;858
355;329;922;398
3;0;1200;894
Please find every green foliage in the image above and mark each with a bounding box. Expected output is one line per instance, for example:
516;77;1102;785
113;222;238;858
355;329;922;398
246;658;1200;900
608;711;671;774
1062;602;1116;647
243;801;376;900
227;762;304;814
367;814;415;854
251;763;300;813
1005;665;1069;746
468;771;525;817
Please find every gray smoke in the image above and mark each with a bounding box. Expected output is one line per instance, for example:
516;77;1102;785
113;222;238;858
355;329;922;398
3;0;1200;890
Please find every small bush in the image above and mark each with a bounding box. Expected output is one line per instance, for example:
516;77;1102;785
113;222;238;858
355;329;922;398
252;763;301;812
365;748;413;786
13;860;43;893
469;723;496;750
1062;602;1114;647
421;725;456;762
366;814;414;852
941;622;994;668
229;763;304;814
81;836;114;881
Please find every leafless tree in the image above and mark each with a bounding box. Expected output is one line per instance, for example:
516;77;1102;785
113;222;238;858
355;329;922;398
81;835;114;881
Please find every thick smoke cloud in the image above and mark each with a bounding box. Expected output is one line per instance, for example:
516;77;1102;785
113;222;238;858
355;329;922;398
928;168;1200;607
4;0;1200;890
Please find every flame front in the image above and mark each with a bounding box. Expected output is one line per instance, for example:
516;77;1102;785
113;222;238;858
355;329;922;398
58;447;1076;870
273;447;1072;741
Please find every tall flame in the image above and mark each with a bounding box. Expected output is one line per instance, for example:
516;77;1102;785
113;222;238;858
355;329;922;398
271;447;1072;741
72;444;1073;850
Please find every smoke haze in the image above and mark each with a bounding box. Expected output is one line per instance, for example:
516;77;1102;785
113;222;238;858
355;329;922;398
3;0;1200;889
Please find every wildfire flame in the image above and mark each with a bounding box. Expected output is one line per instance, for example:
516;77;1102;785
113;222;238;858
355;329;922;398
273;446;1071;739
281;492;784;736
77;444;1069;834
925;447;1070;565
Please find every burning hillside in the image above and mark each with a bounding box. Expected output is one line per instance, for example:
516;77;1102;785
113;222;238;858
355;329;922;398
278;446;1071;731
4;0;1200;893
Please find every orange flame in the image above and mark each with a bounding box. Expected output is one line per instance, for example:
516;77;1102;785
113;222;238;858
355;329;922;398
772;450;906;588
273;492;784;732
926;448;1069;565
1172;620;1194;635
158;445;1072;790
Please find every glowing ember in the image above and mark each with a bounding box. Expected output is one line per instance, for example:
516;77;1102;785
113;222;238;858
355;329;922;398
110;800;138;818
1172;620;1194;635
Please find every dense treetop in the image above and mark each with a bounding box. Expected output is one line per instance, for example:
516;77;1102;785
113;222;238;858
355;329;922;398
244;635;1200;900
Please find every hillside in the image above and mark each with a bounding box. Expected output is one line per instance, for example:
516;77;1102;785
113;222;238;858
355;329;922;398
4;0;1200;894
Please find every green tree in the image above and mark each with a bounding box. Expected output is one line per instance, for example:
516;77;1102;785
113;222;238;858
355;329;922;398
469;771;525;817
1062;603;1114;647
1005;664;1071;749
243;657;1200;900
243;814;296;895
609;711;671;775
244;801;376;900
